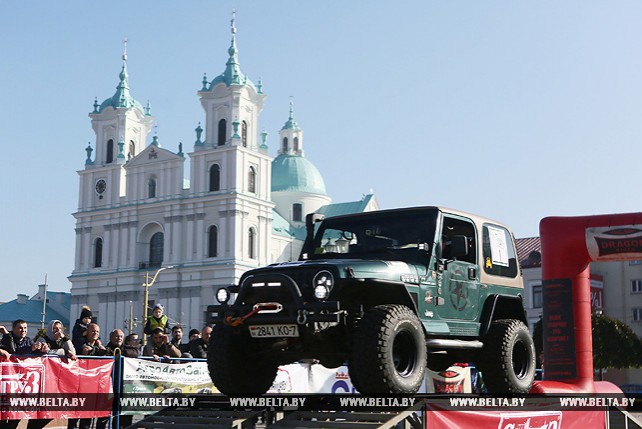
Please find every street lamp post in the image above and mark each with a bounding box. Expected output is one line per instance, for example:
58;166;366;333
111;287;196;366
142;266;174;346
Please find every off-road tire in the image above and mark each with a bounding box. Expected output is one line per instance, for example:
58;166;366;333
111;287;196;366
208;324;278;396
349;304;426;394
480;319;536;394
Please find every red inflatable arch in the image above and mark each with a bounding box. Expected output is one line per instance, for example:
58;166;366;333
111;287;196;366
532;212;642;394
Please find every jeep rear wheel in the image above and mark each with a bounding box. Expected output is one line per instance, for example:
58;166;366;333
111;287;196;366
349;304;426;394
480;319;535;394
208;324;278;395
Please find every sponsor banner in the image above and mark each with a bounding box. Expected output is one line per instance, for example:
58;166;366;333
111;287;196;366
425;407;604;429
308;365;358;395
542;278;577;380
120;357;215;413
121;357;214;389
0;356;113;420
272;363;427;394
425;366;471;394
587;225;642;261
268;363;310;393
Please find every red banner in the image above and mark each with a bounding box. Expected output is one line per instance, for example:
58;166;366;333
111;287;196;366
0;356;113;420
425;407;606;428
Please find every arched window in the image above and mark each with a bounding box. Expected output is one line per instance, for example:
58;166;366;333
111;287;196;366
241;121;248;147
218;119;227;146
209;164;220;192
129;141;135;159
248;167;256;193
293;137;299;152
106;139;114;164
208;225;218;257
94;238;103;268
282;137;288;153
293;203;303;222
149;232;164;268
148;178;157;198
248;228;256;259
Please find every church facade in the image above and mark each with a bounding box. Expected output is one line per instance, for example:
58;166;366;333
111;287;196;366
69;21;378;335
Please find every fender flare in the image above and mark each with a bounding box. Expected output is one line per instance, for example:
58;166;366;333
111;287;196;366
479;294;528;337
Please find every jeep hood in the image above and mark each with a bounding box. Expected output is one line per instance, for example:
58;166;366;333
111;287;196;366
253;259;426;282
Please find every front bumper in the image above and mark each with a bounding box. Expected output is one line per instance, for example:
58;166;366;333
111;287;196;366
206;272;342;326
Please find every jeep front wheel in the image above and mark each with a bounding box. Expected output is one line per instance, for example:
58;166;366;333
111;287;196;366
349;304;426;394
208;324;278;395
480;319;536;394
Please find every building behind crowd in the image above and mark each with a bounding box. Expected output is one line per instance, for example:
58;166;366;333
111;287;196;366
0;284;70;335
68;18;378;336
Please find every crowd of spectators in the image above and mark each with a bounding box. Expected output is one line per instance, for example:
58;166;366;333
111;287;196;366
0;304;213;429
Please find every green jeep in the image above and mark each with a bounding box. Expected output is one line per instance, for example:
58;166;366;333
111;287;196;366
207;206;535;395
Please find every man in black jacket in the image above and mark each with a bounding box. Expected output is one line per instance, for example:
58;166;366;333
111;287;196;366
0;320;50;429
189;326;212;359
0;319;48;356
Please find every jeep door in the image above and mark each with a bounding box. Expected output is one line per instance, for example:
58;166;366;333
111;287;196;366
436;215;480;322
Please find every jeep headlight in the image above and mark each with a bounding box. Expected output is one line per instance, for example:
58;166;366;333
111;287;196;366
313;271;334;301
216;287;230;304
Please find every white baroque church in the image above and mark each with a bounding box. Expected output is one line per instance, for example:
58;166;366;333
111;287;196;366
69;20;378;335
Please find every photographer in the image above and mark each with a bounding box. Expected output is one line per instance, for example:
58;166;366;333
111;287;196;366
143;327;181;362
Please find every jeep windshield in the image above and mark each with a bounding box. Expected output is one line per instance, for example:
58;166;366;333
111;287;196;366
301;207;438;264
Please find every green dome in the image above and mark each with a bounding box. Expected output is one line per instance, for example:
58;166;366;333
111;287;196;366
272;154;327;195
98;60;144;114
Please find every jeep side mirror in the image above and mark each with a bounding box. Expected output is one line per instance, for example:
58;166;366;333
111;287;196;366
300;213;326;260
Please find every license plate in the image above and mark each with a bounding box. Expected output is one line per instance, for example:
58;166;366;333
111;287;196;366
249;324;299;338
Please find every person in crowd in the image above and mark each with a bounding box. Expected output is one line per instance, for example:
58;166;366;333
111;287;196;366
170;325;192;357
69;323;108;429
80;323;107;356
188;328;200;342
0;320;49;357
104;329;125;355
72;306;93;352
44;320;76;360
189;325;212;359
117;333;139;429
122;333;141;358
0;321;55;429
143;327;181;361
143;303;170;335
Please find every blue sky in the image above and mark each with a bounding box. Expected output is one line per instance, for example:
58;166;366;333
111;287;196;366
1;1;641;302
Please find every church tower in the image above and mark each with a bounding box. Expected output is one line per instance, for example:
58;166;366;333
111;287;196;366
191;13;274;266
75;43;154;271
79;42;154;210
271;101;331;228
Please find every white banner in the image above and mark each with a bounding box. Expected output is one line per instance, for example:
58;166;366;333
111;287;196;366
309;365;357;394
268;363;311;393
121;357;215;394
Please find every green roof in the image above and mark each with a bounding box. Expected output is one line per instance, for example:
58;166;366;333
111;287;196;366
0;292;70;327
98;57;144;114
272;210;295;238
203;24;257;92
317;194;375;217
271;154;327;195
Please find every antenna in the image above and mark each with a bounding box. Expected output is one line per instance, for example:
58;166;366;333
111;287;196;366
231;9;236;34
41;274;48;330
